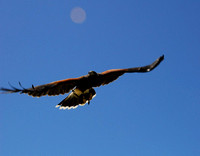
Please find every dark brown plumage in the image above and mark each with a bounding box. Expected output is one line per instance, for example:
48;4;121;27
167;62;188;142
0;55;164;110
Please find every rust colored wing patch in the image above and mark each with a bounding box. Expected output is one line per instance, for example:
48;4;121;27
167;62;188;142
99;55;164;85
0;77;82;97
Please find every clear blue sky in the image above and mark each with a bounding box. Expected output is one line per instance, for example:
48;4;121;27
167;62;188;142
1;0;200;155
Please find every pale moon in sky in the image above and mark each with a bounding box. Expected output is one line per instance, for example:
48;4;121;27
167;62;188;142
70;7;86;24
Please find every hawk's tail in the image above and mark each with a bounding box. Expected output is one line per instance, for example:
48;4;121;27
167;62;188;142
56;88;96;110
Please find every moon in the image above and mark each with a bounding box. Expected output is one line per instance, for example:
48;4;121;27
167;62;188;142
70;7;86;24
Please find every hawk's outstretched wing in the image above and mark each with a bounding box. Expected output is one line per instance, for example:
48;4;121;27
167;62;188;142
99;55;164;85
0;77;83;97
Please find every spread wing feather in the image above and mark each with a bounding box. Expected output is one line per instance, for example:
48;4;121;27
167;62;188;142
0;77;82;97
99;55;164;85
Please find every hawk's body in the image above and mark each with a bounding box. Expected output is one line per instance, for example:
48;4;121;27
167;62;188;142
0;55;164;110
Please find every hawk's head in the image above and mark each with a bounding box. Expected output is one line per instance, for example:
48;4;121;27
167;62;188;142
88;71;98;76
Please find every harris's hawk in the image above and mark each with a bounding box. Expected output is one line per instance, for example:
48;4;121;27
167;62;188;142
0;55;164;110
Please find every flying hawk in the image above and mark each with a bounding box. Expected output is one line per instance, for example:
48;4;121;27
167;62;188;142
0;55;164;110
